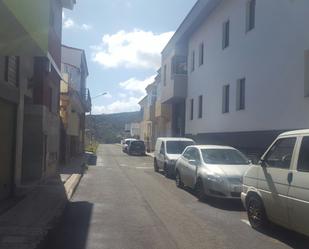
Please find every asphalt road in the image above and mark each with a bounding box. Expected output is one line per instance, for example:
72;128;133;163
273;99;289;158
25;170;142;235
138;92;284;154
44;144;309;249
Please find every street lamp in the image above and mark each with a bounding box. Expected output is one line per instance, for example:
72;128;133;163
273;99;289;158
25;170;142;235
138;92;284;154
92;92;107;99
88;91;108;146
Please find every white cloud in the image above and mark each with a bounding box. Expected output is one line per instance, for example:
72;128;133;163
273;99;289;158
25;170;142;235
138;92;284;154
92;29;174;69
91;75;155;114
64;18;75;29
92;96;142;114
81;24;93;31
62;15;92;31
119;75;155;94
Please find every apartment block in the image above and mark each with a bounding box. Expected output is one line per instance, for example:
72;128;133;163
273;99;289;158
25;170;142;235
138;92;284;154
60;45;91;164
157;0;309;157
0;0;75;200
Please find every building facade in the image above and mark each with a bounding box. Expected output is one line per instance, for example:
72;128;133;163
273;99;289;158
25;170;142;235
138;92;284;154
60;45;91;164
0;0;75;200
157;0;309;157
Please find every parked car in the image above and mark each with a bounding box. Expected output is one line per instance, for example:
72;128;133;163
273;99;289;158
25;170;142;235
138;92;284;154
128;140;146;156
154;137;195;178
175;145;251;200
122;138;136;153
241;129;309;237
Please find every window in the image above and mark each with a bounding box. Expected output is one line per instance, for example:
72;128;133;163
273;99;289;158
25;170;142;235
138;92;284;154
183;147;194;160
222;85;230;113
163;64;167;86
264;138;296;169
4;56;20;86
198;95;203;118
222;20;230;49
236;78;246;110
297;137;309;172
199;43;204;66
190;98;194;120
246;0;256;32
305;50;309;97
191;51;195;72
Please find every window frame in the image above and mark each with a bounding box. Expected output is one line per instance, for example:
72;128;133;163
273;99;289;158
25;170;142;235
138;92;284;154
198;95;203;119
190;98;194;120
198;43;204;66
246;0;256;32
222;20;230;50
236;78;246;110
222;85;230;113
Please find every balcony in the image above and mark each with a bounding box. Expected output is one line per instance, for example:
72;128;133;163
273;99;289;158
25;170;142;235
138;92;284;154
161;55;188;104
155;101;171;120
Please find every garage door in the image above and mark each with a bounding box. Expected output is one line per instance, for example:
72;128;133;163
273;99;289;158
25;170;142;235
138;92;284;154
0;99;15;201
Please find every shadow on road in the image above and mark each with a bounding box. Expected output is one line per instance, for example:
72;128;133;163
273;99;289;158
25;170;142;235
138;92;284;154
257;224;309;249
199;197;245;212
43;201;93;249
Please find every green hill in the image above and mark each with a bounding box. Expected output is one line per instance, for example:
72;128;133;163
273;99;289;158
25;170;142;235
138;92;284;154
86;111;142;144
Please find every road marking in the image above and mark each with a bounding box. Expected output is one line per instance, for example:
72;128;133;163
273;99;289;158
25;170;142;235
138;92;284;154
241;219;251;226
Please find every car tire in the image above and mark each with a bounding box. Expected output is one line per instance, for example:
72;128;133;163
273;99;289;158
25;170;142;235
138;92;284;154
195;178;206;201
175;170;184;189
246;195;268;231
154;159;159;172
164;164;172;178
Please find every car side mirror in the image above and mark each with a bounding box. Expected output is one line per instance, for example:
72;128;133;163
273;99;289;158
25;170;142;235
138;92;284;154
259;158;267;168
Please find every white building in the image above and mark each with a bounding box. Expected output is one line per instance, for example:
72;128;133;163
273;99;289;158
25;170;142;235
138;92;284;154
160;0;309;157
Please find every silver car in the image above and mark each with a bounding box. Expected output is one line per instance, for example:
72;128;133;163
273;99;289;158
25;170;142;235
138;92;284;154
175;145;251;200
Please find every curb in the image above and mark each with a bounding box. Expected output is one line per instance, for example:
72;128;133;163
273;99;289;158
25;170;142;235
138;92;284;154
64;173;82;200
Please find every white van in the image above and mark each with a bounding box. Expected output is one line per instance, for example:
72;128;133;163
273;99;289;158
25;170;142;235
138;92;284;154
154;137;195;178
242;129;309;237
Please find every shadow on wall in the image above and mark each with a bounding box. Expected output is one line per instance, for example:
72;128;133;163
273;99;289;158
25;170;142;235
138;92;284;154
43;201;94;249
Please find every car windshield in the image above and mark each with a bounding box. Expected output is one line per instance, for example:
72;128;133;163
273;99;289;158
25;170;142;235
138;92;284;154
201;149;250;165
166;141;194;154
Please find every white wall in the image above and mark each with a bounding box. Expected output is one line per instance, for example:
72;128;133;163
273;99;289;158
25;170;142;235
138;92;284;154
186;0;309;135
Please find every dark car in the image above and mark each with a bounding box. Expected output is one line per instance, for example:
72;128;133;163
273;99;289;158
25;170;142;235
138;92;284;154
128;140;146;156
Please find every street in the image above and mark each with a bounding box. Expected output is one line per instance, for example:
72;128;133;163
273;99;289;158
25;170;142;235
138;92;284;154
44;144;309;249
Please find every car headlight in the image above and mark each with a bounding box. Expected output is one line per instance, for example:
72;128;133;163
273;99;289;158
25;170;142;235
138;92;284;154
206;174;223;183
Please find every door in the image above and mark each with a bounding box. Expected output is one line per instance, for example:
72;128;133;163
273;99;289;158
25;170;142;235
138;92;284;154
0;99;15;201
186;148;201;188
288;136;309;236
258;137;296;227
181;147;196;187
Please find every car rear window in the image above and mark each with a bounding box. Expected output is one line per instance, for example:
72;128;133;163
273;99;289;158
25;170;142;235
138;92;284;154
166;141;194;154
131;141;145;148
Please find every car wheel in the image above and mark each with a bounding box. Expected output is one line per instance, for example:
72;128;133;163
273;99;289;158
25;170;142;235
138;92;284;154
154;159;159;172
175;171;184;188
164;164;172;178
246;195;268;230
195;179;206;201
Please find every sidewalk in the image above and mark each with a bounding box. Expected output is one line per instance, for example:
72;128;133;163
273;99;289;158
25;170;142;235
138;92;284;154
0;158;85;249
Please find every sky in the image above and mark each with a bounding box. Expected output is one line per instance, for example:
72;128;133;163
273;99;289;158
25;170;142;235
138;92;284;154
62;0;196;114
